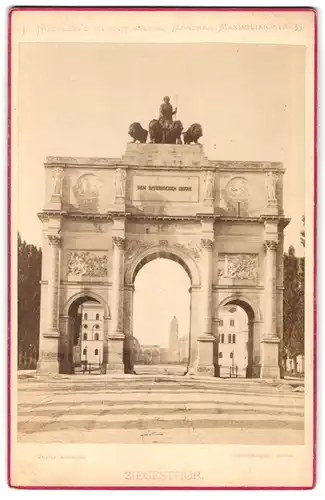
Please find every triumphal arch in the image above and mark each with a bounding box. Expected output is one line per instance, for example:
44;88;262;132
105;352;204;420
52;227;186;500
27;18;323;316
37;125;288;379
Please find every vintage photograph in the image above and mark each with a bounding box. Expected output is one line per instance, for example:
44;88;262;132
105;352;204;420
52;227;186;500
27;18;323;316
10;8;315;488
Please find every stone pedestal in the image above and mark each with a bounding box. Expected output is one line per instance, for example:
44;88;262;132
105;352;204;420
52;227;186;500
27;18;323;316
197;335;215;376
107;336;124;372
260;339;280;378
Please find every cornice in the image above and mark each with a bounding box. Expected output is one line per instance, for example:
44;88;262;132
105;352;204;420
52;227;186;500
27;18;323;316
126;214;200;222
41;280;113;286
38;210;67;221
208;161;285;172
38;211;290;226
212;285;264;290
44;156;285;172
45;157;120;168
64;213;113;221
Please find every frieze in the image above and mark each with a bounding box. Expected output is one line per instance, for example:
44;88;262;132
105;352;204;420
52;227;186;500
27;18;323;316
67;251;108;277
218;253;258;280
46;156;119;166
211;161;283;170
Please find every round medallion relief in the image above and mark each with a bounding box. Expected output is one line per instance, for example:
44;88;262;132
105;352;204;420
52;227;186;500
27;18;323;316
72;174;102;212
225;177;250;201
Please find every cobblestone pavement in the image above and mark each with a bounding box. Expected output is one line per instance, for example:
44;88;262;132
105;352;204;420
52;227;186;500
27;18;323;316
17;370;304;445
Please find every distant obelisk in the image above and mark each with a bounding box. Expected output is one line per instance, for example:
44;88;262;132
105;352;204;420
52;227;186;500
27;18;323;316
168;316;180;363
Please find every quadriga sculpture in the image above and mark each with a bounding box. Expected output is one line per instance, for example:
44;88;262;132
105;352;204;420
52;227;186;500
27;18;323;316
128;122;148;143
149;119;184;144
183;123;203;144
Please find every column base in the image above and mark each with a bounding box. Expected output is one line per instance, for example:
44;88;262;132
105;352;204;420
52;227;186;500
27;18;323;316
36;359;60;374
197;365;214;377
106;362;124;373
214;363;221;378
260;338;280;379
260;365;280;379
246;364;261;378
197;334;215;377
60;359;73;374
37;337;61;374
108;335;124;374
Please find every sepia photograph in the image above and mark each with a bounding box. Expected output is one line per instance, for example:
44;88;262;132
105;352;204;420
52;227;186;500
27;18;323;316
9;7;316;488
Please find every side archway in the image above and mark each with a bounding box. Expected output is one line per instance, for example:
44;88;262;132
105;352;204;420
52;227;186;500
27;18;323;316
215;293;262;378
60;290;111;374
62;290;111;318
215;293;262;323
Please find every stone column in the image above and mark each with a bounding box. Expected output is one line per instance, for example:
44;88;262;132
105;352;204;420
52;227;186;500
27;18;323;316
197;237;215;376
108;235;125;372
261;239;280;378
123;284;135;374
186;285;200;375
37;233;61;374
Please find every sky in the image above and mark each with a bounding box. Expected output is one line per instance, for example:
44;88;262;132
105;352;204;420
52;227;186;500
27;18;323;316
16;42;306;344
17;42;305;255
133;259;190;346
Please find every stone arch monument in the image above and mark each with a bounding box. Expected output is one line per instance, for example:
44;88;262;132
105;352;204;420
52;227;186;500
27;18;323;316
37;136;289;378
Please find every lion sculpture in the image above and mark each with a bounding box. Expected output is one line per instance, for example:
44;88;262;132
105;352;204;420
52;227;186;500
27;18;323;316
128;122;148;144
183;123;203;144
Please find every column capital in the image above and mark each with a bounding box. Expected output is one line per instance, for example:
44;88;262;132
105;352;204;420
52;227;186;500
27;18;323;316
264;239;278;252
200;238;214;250
112;236;126;249
48;233;61;247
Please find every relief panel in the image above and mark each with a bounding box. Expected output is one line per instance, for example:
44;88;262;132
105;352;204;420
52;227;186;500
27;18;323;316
66;251;108;277
217;253;259;280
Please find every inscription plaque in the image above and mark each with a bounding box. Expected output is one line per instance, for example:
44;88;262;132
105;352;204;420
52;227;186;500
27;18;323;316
131;175;199;202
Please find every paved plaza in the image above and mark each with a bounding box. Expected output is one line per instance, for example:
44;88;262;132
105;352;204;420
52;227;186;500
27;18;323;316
17;367;304;445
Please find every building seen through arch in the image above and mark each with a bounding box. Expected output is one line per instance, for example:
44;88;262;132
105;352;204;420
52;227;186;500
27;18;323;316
73;302;104;366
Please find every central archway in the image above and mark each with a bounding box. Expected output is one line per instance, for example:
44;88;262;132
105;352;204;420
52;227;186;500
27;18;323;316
124;246;199;375
132;257;191;375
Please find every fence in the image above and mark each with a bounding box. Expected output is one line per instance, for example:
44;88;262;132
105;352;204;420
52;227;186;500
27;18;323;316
74;361;106;375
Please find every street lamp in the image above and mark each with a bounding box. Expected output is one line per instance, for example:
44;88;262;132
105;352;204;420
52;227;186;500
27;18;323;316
83;345;88;373
213;318;223;378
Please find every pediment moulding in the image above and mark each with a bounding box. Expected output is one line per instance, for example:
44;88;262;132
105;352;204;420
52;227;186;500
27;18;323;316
44;153;284;172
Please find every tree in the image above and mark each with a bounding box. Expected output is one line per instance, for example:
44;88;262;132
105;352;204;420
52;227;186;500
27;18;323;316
300;215;305;248
283;244;305;373
17;233;42;369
